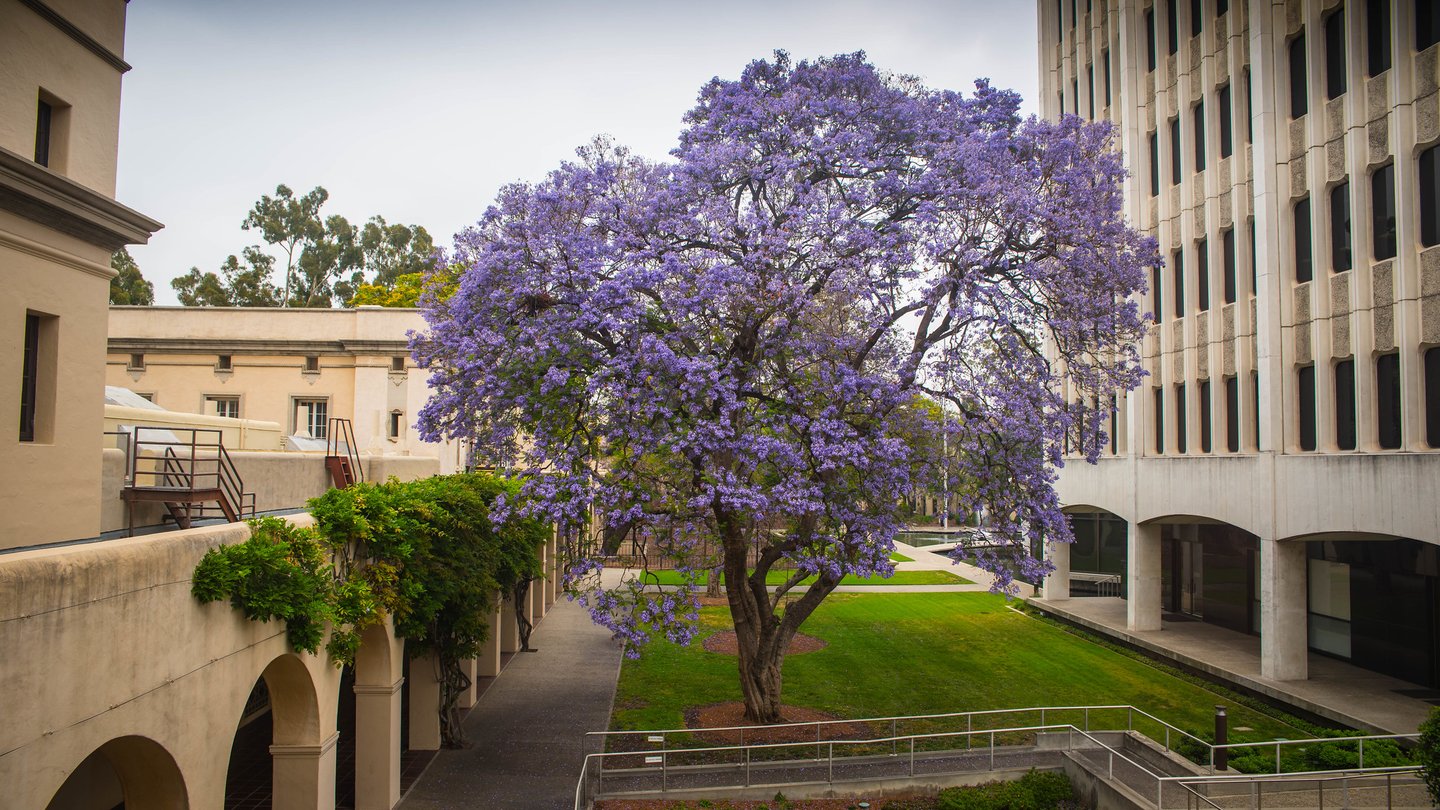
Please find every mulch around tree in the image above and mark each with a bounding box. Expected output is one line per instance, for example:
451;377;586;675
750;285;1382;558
683;702;875;745
702;631;828;656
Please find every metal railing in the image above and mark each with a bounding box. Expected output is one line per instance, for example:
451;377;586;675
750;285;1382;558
326;417;363;485
126;426;255;523
575;704;1422;810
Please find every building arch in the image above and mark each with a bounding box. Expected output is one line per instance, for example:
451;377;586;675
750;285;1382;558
258;652;323;746
46;735;188;810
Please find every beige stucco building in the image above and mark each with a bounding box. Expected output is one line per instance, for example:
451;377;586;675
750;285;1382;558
1;0;161;548
1037;0;1440;697
105;305;464;472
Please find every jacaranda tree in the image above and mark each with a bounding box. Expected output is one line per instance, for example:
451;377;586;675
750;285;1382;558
415;52;1157;723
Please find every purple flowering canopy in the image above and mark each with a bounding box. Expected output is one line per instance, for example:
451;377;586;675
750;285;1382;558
416;52;1156;722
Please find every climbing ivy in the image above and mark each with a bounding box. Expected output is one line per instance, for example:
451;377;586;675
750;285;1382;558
192;472;547;746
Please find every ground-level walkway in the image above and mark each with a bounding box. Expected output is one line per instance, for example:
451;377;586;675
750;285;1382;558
399;594;624;810
1028;595;1435;735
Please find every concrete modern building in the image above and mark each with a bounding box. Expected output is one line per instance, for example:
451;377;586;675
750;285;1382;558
105;305;464;472
1;0;162;548
1036;0;1440;700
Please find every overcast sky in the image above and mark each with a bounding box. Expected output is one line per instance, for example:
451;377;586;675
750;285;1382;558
116;1;1040;304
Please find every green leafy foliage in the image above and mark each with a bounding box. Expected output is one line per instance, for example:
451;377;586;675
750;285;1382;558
109;248;154;305
935;771;1075;810
1416;706;1440;802
192;516;331;652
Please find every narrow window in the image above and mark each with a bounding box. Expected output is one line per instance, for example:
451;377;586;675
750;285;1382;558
1223;227;1237;303
1421;145;1440;247
1367;0;1391;76
1330;181;1352;272
1225;375;1240;452
20;313;40;442
1426;347;1440;447
1173;249;1185;317
1176;383;1188;453
1059;91;1065;114
128;352;146;371
34;99;52;167
1295;197;1313;283
1377;353;1402;448
1191;0;1202;36
1147;8;1158;71
1170;117;1182;185
1154;387;1165;453
391;356;406;372
1152;264;1164;323
1217;0;1228;13
1420;0;1440;51
1197;238;1210;311
304;355;320;373
1244;66;1254;143
1335;358;1357;450
1087;64;1095;118
1290;33;1308;118
1218;84;1233;158
1056;0;1064;38
1372;164;1396;260
389;410;404;439
1325;9;1347;100
1200;379;1213;452
1253;371;1262;449
1103;49;1112;106
1149;130;1161;196
1110;393;1119;455
1073;79;1080;115
1298;365;1317;451
1167;0;1180;55
1248;217;1258;294
1193;100;1206;171
217;354;233;371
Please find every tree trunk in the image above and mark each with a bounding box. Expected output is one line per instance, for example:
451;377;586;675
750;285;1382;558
705;567;722;599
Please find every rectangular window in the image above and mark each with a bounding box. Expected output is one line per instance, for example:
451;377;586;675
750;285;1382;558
1253;371;1262;449
1331;181;1352;271
1200;379;1213;453
391;356;406;372
1420;0;1440;52
1057;0;1064;38
1149;130;1161;196
1372;164;1397;260
1244;66;1254;143
1325;9;1347;100
1377;353;1402;448
294;398;329;439
1152;264;1164;323
1087;64;1095;118
34;99;52;167
217;354;233;371
1218;84;1233;158
1249;217;1258;294
1298;365;1317;451
1295;198;1313;283
1223;227;1237;303
1217;0;1228;13
1421;146;1440;247
1367;0;1391;76
1110;393;1119;455
1190;0;1202;36
1335;358;1357;450
304;355;320;373
1167;0;1180;54
1103;50;1112;106
1170;117;1182;185
1225;375;1240;452
1154;387;1165;453
1193;101;1206;171
1176;383;1188;453
1290;33;1308;118
389;410;404;439
1147;8;1158;71
1073;79;1079;115
1197;238;1210;311
207;396;240;420
1173;250;1185;317
20;313;40;442
128;352;145;371
1426;347;1440;447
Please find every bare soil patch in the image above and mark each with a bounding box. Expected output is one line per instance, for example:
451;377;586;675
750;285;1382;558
702;631;827;656
683;702;874;746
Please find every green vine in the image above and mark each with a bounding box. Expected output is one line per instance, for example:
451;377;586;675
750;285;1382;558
192;472;547;746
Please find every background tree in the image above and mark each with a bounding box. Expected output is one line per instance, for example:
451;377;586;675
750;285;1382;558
416;52;1156;723
359;216;435;288
109;248;154;305
171;247;281;306
241;184;327;306
292;214;360;307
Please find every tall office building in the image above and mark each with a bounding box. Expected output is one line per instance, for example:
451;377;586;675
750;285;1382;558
1038;0;1440;692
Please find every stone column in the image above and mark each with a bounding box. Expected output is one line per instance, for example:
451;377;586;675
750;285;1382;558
478;595;503;677
353;680;402;810
500;593;520;653
1260;537;1308;680
407;651;442;751
1042;539;1071;601
530;555;547;622
270;732;338;810
1127;521;1163;632
456;657;479;710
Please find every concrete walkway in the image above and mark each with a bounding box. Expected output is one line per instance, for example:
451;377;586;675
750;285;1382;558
398;594;624;810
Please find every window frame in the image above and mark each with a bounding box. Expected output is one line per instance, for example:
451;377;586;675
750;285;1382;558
206;395;241;420
293;397;330;440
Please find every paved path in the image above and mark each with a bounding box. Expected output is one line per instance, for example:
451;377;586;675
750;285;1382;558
399;595;624;810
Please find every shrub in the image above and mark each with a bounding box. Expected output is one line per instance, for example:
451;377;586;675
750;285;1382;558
1418;707;1440;803
936;770;1074;810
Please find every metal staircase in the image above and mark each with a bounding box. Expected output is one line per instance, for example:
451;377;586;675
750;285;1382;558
121;426;256;535
324;417;363;489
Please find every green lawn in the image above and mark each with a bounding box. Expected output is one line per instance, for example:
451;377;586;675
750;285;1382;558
890;551;913;562
642;568;971;587
611;592;1313;749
